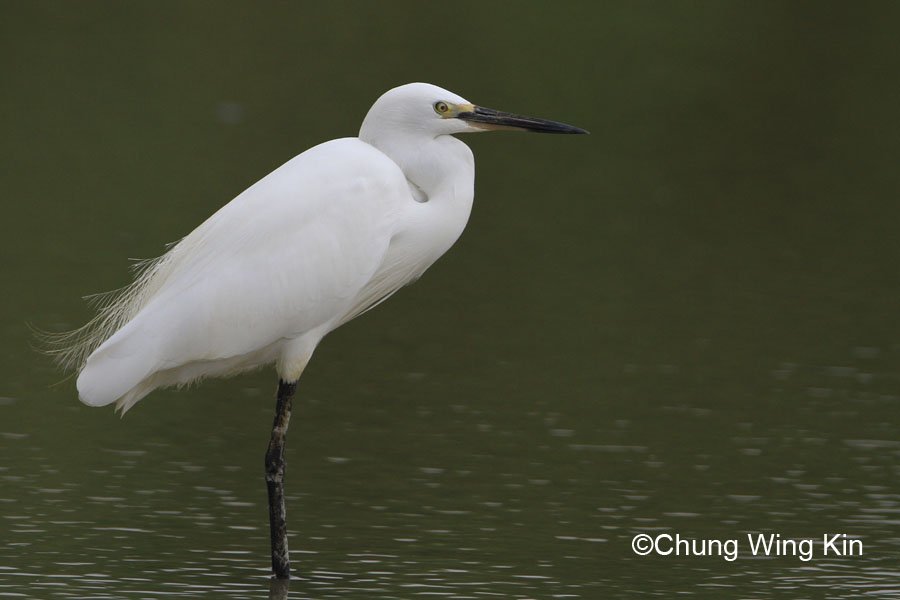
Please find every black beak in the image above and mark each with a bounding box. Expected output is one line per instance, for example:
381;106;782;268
457;105;588;134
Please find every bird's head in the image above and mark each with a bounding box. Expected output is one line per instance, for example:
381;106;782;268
359;82;588;143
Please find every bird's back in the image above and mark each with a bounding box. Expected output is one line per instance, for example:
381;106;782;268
71;138;414;412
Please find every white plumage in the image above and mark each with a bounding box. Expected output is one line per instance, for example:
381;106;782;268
54;83;474;411
49;82;585;414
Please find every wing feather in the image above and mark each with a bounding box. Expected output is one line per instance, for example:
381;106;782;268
54;138;411;409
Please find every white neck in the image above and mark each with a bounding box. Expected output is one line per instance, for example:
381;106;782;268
360;129;474;200
358;130;476;272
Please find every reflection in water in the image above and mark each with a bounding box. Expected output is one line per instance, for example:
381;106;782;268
269;578;289;600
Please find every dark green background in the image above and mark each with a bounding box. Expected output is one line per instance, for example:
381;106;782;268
2;2;898;598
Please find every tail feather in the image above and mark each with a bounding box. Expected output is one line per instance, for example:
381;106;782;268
37;241;191;412
75;328;159;410
39;248;180;375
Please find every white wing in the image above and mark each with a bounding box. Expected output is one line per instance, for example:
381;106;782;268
72;138;411;411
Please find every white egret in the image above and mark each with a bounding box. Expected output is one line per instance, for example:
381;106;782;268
49;82;587;578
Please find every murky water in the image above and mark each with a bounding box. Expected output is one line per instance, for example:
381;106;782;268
2;3;899;598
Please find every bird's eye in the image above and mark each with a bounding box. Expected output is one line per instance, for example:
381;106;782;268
433;101;450;115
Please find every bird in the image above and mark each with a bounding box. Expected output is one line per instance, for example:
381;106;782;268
47;82;587;578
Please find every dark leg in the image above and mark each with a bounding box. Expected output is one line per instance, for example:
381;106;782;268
266;379;297;579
